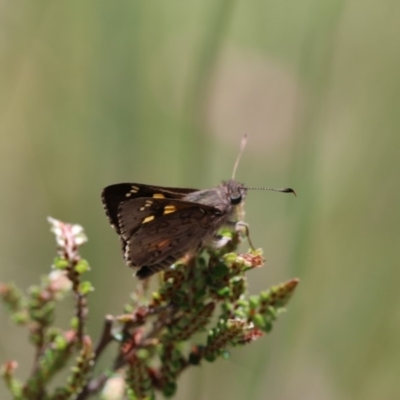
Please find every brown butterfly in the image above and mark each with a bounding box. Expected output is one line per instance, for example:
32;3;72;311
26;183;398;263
101;135;295;279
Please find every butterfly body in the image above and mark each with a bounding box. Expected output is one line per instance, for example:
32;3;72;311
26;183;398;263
102;180;247;279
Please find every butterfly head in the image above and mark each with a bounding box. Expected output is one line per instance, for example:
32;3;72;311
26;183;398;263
224;180;247;206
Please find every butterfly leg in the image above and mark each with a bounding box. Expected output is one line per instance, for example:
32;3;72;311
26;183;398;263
234;221;256;251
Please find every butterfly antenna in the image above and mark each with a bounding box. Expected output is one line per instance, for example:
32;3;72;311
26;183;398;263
232;134;248;179
246;187;297;196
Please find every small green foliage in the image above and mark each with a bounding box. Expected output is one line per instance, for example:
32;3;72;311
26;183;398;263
125;354;153;399
66;336;94;394
162;381;177;398
11;311;29;325
78;281;94;296
1;217;298;399
0;283;26;314
211;262;229;277
23;331;76;398
70;316;79;330
1;361;23;399
75;259;90;275
53;257;70;270
52;332;70;351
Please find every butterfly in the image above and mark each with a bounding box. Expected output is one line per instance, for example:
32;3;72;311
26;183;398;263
101;135;295;279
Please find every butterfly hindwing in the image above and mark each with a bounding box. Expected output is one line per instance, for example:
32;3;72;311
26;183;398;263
121;202;221;276
122;202;217;261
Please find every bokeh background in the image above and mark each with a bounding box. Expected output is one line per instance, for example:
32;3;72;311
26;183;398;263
1;1;399;399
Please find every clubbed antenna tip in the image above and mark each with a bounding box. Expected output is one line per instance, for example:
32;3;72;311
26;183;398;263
245;187;297;196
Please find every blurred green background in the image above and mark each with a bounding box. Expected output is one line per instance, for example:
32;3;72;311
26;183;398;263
1;1;399;399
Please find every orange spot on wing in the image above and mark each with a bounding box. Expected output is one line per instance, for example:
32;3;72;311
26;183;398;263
157;239;171;249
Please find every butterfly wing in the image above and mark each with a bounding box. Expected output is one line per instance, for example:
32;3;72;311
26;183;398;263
102;183;198;234
102;183;225;279
117;198;222;278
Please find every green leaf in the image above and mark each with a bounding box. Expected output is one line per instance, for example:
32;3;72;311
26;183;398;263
217;287;231;297
53;257;69;270
221;350;230;360
70;316;79;330
252;313;265;328
75;259;90;274
249;295;259;308
11;311;29;325
162;382;177;397
53;334;69;351
211;262;229;277
78;281;94;295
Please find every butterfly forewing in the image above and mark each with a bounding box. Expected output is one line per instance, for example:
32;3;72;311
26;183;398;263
102;183;198;233
117;197;211;242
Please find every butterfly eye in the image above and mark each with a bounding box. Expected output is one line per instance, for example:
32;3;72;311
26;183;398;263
230;193;242;205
